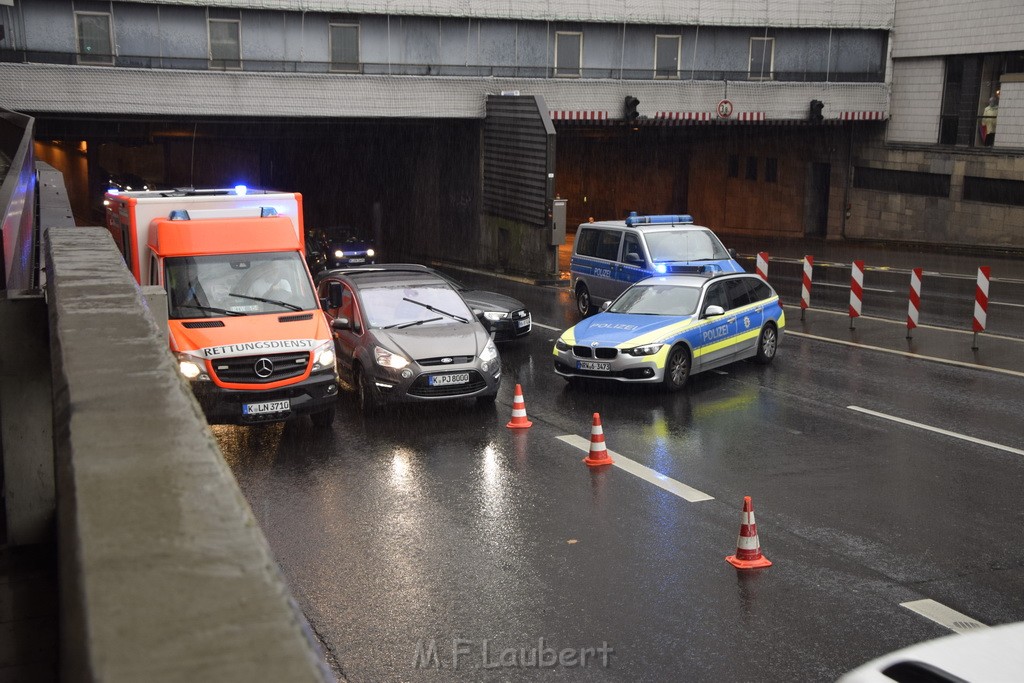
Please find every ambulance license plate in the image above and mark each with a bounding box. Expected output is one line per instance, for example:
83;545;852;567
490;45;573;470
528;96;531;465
429;372;470;386
577;360;610;371
243;399;290;415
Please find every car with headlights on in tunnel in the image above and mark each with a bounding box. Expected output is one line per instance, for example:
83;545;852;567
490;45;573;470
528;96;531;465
316;266;501;412
553;272;783;390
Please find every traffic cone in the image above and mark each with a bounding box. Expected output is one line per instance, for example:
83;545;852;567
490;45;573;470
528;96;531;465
506;384;533;429
726;496;772;569
583;413;614;467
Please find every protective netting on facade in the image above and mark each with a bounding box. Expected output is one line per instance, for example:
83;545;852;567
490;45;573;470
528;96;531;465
115;0;895;30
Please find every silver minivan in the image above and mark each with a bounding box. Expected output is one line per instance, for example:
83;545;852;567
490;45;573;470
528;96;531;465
569;213;744;316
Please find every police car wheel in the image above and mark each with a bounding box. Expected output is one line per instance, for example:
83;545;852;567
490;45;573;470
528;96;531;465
755;324;778;364
575;284;592;317
663;345;691;392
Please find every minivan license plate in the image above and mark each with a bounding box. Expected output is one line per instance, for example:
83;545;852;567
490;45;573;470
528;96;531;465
429;372;470;386
577;360;610;371
243;399;290;415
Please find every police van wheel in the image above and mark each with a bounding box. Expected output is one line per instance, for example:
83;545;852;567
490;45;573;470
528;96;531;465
663;345;691;392
755;324;778;364
575;284;592;317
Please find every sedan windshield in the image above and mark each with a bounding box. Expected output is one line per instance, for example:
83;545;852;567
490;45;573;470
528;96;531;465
165;252;318;319
608;284;701;316
361;283;474;329
645;229;731;263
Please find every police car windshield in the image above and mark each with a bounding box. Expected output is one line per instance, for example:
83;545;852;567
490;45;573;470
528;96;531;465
608;284;701;316
645;229;730;263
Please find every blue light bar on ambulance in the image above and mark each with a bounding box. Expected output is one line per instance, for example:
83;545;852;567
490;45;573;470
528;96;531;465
625;212;694;226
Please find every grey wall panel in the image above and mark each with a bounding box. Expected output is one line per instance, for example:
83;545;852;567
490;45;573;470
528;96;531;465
483;95;553;227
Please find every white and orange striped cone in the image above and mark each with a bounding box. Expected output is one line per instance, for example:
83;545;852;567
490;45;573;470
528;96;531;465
725;496;772;569
583;413;614;467
506;384;533;429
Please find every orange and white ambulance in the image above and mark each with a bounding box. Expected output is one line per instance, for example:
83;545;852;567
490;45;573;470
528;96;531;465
104;186;339;426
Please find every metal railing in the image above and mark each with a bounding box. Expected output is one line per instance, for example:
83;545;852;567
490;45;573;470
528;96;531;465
0;48;885;83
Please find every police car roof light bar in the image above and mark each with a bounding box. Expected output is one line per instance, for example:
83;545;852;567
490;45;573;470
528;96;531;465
625;213;694;227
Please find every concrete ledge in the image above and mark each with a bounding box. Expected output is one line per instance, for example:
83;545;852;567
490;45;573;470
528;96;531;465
46;228;330;682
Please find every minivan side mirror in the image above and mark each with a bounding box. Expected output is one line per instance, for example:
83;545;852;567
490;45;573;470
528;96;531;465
704;304;726;318
331;316;353;331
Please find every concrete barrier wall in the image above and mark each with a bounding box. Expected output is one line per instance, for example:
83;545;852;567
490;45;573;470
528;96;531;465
45;227;331;682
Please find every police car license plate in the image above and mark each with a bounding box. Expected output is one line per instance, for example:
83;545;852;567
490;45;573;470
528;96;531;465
243;399;290;415
429;372;470;386
515;315;531;329
577;360;610;372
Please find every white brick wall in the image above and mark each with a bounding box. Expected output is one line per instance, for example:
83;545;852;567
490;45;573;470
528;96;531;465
887;58;944;144
893;0;1024;58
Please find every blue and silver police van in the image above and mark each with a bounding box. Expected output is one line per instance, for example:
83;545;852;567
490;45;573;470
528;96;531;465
569;213;743;316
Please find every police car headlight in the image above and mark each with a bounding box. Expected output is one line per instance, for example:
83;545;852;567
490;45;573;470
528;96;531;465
624;343;663;357
313;341;336;371
175;352;210;381
482;311;508;321
480;340;499;362
555;338;570;352
374;345;410;369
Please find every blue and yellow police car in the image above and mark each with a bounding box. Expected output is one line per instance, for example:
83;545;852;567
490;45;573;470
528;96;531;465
553;272;784;390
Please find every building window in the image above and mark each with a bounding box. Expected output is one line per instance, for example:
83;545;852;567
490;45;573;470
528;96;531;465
746;156;758;181
939;52;1023;147
765;158;778;183
555;32;582;78
727;155;739;178
963;176;1024;206
854;167;950;198
330;23;360;72
75;12;113;65
654;35;681;79
749;37;774;80
208;10;241;70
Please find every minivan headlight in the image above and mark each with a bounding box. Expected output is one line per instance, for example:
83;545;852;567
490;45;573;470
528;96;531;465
480;340;499;362
374;345;410;369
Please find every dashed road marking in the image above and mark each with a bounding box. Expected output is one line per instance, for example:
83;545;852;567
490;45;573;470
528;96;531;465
848;406;1024;457
532;321;562;331
900;599;988;633
556;434;714;502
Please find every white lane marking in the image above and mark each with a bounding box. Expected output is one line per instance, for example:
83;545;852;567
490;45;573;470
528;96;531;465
848;406;1024;457
814;282;895;294
532;321;562;331
990;300;1024;309
900;599;988;633
805;308;1024;342
556;434;714;502
786;331;1024;380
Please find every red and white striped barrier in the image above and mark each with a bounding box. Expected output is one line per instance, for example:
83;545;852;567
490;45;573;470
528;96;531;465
849;260;865;327
756;252;769;281
800;255;814;319
972;266;991;348
906;268;922;338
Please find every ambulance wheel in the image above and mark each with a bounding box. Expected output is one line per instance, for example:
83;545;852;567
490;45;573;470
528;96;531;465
755;323;778;364
355;365;379;414
309;407;336;428
663;345;691;392
575;284;592;317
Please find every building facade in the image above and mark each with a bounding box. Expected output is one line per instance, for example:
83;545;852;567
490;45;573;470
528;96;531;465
0;1;1020;276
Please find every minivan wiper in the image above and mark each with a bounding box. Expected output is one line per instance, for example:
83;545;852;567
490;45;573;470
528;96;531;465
402;297;469;323
228;292;303;312
177;303;246;317
385;316;443;330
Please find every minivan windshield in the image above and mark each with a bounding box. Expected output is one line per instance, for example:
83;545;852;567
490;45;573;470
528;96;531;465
608;283;701;316
361;283;474;329
645;229;731;263
165;252;318;319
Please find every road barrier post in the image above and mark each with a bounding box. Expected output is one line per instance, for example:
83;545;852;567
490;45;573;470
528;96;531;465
756;252;769;281
849;260;865;329
907;268;922;339
800;255;813;320
972;266;990;349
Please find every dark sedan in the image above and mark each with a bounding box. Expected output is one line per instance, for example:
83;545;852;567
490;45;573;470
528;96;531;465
317;226;377;268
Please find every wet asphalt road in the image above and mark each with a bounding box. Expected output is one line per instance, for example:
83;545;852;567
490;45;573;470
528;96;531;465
220;268;1024;682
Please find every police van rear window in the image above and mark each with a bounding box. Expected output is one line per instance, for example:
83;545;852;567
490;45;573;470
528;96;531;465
576;228;622;260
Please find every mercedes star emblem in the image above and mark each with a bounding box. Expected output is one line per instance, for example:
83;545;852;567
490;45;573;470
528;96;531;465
254;357;275;378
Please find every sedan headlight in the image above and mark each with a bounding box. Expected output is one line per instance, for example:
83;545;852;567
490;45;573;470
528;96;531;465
175;352;209;381
366;249;375;257
480;339;499;362
482;311;508;321
334;249;344;258
555;338;571;352
623;343;663;357
374;345;410;369
312;341;336;371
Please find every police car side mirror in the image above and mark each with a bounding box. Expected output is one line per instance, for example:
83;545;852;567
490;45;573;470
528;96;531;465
728;248;739;260
600;300;612;312
704;305;726;318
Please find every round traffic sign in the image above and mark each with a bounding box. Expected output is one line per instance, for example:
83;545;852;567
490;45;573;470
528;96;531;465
717;99;734;118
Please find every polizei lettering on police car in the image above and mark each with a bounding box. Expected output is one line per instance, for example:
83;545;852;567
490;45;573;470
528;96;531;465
701;324;730;343
202;339;318;358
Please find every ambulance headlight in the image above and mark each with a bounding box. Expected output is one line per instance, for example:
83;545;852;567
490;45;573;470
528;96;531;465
176;353;210;381
624;343;663;357
313;341;336;371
